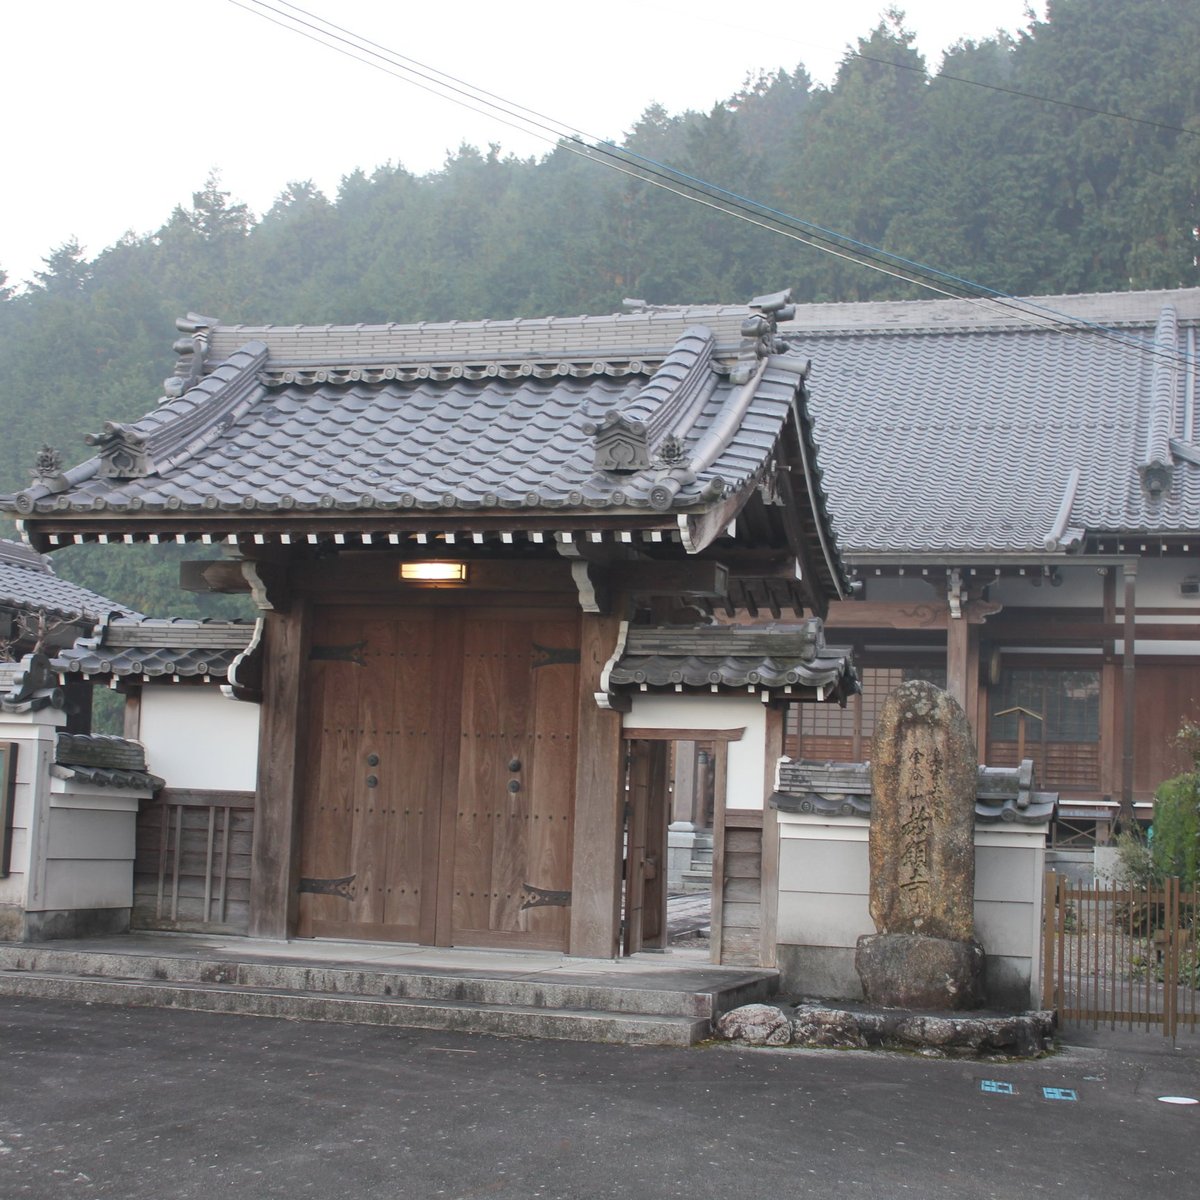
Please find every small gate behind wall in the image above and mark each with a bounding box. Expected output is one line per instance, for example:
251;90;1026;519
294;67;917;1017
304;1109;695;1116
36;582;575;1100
1042;873;1198;1038
134;789;255;933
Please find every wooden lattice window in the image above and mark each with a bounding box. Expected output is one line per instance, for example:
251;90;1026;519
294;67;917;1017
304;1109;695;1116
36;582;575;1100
988;668;1101;791
791;665;946;760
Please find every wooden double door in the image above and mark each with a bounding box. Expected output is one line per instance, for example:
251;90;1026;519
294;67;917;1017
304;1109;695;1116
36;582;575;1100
297;604;579;951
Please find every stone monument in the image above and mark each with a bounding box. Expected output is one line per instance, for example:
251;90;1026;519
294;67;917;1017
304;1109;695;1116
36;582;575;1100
855;680;985;1009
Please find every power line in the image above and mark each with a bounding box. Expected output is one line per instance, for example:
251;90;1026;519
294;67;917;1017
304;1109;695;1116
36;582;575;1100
232;0;1196;371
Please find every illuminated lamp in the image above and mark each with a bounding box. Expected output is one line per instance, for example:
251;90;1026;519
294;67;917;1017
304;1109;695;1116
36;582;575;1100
399;561;468;582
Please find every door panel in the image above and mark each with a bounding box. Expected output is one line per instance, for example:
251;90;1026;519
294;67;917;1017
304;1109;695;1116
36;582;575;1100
298;603;578;951
451;613;578;950
298;608;443;942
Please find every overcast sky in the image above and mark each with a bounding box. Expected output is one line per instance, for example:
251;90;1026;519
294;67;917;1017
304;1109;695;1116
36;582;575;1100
2;0;1044;285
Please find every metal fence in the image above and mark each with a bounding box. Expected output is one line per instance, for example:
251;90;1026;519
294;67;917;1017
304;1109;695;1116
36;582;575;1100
1042;873;1198;1038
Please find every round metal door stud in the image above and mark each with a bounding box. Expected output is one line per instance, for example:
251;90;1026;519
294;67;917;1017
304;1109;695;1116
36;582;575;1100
366;753;380;767
507;780;521;794
508;758;522;773
366;775;379;788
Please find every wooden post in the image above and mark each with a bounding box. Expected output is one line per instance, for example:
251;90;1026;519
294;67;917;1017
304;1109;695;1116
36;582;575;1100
249;601;310;939
122;688;142;742
1099;567;1118;800
947;612;970;711
965;623;980;744
569;613;625;959
708;742;729;965
1119;561;1137;828
759;704;784;969
671;741;696;825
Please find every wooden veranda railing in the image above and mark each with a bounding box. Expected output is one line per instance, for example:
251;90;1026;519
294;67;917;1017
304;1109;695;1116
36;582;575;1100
1042;873;1198;1038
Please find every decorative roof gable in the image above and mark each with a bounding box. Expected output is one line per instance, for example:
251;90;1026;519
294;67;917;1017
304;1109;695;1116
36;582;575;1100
2;290;848;607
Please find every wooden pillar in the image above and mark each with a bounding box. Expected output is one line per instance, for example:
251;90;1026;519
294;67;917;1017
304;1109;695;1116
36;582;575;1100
121;688;142;742
965;623;981;750
1099;568;1118;799
947;612;970;712
945;614;984;744
569;613;625;959
249;601;310;939
759;703;785;969
671;741;697;825
1119;562;1137;827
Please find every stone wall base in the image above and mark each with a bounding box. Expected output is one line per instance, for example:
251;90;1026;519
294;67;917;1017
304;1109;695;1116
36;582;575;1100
0;906;130;943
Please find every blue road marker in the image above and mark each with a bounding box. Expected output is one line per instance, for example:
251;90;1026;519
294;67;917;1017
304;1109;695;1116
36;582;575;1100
980;1080;1015;1095
1042;1087;1078;1101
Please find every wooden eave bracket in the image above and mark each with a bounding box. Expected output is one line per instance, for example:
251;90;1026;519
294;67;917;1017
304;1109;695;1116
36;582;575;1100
570;560;612;615
594;619;631;710
241;561;289;613
222;617;264;704
178;558;288;612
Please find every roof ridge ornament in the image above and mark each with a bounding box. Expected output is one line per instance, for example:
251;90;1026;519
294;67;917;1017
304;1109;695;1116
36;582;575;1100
1139;303;1179;499
86;422;151;480
32;444;64;483
587;325;717;473
164;312;218;399
732;289;796;385
591;412;651;471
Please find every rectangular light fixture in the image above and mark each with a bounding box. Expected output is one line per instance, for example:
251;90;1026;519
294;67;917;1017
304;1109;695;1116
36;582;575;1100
399;561;468;583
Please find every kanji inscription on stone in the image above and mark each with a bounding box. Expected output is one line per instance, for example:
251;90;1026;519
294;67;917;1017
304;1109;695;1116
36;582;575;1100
867;680;977;942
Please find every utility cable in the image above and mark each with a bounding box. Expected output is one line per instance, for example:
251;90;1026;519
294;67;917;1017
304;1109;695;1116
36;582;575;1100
233;0;1197;370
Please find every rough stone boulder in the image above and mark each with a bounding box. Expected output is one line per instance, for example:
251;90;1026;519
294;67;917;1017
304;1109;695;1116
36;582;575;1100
715;1003;792;1046
790;1004;1056;1057
855;933;985;1011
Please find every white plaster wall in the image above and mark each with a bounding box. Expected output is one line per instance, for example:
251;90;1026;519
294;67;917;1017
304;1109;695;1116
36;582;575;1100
139;688;260;792
988;559;1200;656
625;694;767;809
987;565;1104;610
774;811;1047;1008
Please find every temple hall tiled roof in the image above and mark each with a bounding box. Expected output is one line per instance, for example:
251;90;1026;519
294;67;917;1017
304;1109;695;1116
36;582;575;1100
784;288;1200;558
0;538;136;623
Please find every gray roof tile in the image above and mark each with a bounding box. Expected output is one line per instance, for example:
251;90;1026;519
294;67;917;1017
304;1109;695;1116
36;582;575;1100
0;539;136;622
8;307;831;527
787;289;1200;556
54;617;255;681
608;623;856;700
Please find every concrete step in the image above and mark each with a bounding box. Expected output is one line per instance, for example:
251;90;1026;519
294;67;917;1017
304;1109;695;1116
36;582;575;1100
0;944;766;1019
0;942;778;1047
0;969;710;1047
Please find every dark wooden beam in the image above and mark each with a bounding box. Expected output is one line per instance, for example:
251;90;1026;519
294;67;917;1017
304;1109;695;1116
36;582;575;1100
773;465;826;619
608;560;729;597
180;559;249;594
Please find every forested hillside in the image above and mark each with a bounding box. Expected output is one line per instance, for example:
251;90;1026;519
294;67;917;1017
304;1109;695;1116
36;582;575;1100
0;0;1197;614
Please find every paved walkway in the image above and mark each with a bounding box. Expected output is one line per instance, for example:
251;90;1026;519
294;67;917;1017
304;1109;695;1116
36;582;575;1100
1;997;1195;1200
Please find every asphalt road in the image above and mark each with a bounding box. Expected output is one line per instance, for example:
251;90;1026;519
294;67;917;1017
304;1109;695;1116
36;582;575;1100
1;997;1196;1200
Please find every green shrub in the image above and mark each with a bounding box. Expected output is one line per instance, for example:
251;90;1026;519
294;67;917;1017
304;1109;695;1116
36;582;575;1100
1149;723;1200;891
